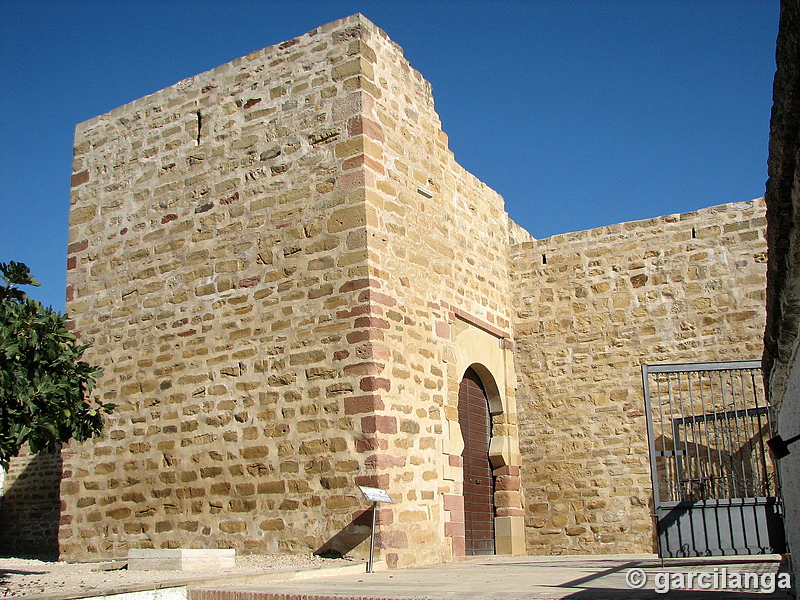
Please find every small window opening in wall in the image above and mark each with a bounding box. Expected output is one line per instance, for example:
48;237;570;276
417;186;434;199
691;227;696;239
542;254;547;265
196;111;202;145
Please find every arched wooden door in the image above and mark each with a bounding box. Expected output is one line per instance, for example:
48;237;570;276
458;367;495;555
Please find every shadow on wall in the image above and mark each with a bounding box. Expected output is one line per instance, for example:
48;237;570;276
0;450;62;559
314;507;373;559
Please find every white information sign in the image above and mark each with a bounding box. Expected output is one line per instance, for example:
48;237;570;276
358;485;394;504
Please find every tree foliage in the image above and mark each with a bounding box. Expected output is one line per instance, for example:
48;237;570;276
0;261;111;470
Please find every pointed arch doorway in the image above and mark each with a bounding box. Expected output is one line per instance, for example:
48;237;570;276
458;367;495;555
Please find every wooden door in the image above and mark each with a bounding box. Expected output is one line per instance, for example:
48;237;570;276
458;368;495;555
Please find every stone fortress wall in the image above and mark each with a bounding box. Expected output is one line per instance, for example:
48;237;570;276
0;449;63;557
60;14;392;561
0;14;769;567
511;201;767;555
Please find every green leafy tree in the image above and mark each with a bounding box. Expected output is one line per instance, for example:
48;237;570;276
0;261;111;470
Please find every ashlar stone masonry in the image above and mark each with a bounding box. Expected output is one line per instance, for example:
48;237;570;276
58;14;524;568
511;201;767;555
0;14;770;568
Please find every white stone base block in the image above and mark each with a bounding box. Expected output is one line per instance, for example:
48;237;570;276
127;548;236;571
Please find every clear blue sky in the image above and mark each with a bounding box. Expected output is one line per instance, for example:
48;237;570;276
0;0;779;312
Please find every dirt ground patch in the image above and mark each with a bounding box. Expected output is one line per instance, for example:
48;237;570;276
0;553;351;597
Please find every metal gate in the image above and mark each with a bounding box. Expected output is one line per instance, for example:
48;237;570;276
642;360;785;557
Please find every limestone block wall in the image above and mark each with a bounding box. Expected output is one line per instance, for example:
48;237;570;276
60;14;400;560
0;448;62;557
510;200;768;555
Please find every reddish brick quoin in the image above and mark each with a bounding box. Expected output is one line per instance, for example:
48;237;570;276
355;437;388;452
342;153;385;174
376;529;408;549
344;394;385;415
338;278;380;293
346;330;384;344
70;170;89;187
495;474;520;491
358;288;397;306
355;473;389;488
443;494;463;512
361;414;397;434
336;304;377;319
67;240;89;254
335;169;366;191
451;535;466;557
494;465;520;476
356;342;391;359
376;507;394;525
365;454;406;469
349;507;393;527
344;362;385;377
347;115;385;142
350;508;373;527
360;376;390;392
445;521;465;537
448;509;465;524
354;316;390;329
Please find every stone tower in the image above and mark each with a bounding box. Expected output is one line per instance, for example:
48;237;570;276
62;14;525;567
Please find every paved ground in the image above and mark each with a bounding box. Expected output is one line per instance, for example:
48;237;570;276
0;554;358;598
197;554;794;600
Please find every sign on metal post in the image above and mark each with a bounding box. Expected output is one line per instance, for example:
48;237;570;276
359;486;393;504
358;485;394;573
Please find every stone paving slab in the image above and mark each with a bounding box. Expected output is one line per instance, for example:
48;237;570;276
193;554;794;600
10;560;371;600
